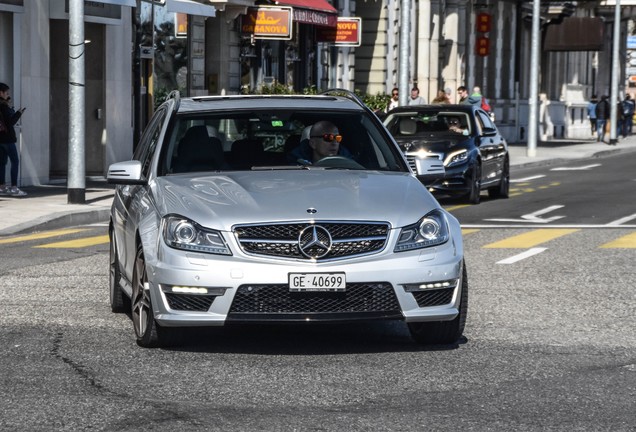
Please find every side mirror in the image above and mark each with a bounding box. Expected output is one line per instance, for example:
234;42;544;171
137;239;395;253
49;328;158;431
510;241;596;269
107;160;145;185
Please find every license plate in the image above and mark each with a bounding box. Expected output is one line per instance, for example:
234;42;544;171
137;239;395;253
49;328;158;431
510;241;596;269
289;272;346;292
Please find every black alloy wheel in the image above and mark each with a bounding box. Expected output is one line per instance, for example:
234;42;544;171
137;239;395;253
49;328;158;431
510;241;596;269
488;157;510;199
466;164;481;204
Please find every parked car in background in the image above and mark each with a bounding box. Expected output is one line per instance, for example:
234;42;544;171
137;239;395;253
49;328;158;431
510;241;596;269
384;104;509;204
107;90;467;348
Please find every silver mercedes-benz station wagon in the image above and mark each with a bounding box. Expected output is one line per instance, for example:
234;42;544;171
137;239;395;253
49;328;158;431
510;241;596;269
107;90;467;348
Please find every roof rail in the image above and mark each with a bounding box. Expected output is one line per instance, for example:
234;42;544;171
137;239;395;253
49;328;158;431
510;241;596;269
167;90;181;112
320;88;369;111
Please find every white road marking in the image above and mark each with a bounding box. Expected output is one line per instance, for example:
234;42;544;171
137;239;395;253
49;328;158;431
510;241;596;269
486;205;565;223
550;164;601;171
510;175;545;183
497;248;547;264
606;213;636;226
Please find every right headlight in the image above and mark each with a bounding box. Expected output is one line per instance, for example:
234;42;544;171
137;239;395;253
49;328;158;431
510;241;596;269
394;209;450;252
162;215;232;255
444;149;468;167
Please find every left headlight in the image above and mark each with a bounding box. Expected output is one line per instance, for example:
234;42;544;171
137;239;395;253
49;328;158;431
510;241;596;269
162;215;232;255
394;209;450;252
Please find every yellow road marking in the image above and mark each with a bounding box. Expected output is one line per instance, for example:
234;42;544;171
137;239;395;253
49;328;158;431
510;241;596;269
34;234;110;249
600;232;636;248
0;228;88;244
462;228;480;235
484;229;579;248
444;204;470;212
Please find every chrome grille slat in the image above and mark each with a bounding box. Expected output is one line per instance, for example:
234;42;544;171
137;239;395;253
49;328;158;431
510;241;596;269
235;222;390;261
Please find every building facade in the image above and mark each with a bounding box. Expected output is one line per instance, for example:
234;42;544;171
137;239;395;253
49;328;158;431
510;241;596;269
2;0;634;186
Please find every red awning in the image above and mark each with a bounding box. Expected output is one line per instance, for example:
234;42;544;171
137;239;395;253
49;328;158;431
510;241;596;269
275;0;338;26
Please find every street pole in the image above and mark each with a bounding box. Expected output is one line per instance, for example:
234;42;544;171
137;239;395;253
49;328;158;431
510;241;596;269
609;0;621;145
68;0;86;204
398;0;411;107
527;0;541;158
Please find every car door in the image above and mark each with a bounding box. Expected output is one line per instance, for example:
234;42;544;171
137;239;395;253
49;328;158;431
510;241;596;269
113;106;168;281
475;110;506;186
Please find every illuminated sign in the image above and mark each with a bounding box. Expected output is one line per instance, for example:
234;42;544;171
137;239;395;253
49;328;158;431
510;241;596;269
315;17;362;47
241;6;293;40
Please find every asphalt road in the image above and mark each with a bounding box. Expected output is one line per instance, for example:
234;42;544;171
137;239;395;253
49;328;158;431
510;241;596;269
1;151;635;431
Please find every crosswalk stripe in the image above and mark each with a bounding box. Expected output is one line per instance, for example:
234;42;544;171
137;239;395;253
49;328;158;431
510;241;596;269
0;228;88;244
484;228;579;248
599;232;636;248
34;234;110;249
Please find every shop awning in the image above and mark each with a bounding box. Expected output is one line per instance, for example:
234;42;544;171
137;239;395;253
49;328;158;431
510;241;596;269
90;0;137;6
167;0;217;17
274;0;337;26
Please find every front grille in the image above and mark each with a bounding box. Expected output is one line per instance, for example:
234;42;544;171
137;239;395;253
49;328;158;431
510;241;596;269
411;288;454;307
234;222;390;261
228;282;400;316
165;293;216;311
406;154;444;176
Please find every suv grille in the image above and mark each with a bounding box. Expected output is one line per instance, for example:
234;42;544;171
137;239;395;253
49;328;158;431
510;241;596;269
234;222;390;261
228;282;400;317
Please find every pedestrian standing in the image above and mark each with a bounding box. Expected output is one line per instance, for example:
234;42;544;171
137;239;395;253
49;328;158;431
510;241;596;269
457;86;469;104
432;90;450;104
408;87;426;105
444;87;453;103
615;98;625;139
0;82;27;196
587;95;598;136
595;95;610;143
469;86;484;107
621;94;635;136
385;87;399;113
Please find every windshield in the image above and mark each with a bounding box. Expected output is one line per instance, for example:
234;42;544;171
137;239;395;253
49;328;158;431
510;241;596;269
384;110;473;139
157;109;406;175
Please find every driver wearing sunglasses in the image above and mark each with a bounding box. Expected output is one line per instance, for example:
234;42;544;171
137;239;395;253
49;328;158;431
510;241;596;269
308;120;343;162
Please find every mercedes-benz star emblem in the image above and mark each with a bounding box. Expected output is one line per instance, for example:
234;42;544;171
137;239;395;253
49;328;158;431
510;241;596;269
298;225;332;259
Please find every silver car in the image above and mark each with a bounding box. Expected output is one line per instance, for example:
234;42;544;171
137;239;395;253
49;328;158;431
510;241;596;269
107;91;467;348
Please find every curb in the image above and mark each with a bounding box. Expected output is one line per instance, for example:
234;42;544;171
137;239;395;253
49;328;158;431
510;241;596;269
0;208;111;236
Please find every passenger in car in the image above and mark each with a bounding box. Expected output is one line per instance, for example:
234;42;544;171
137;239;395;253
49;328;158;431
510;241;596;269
288;121;352;164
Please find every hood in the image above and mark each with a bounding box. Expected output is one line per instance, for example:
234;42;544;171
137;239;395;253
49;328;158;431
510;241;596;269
394;135;471;154
152;170;440;232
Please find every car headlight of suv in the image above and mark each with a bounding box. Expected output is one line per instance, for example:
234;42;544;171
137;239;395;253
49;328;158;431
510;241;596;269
444;149;468;167
162;215;232;255
394;209;450;252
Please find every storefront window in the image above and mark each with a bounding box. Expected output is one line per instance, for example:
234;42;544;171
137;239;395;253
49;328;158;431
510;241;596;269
140;2;189;105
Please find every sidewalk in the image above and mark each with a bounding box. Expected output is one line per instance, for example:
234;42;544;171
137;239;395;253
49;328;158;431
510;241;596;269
1;135;636;236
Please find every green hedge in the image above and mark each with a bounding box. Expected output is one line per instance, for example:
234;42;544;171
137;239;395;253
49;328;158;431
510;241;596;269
153;85;391;112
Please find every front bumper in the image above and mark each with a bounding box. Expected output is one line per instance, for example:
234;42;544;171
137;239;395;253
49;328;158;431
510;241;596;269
146;235;464;327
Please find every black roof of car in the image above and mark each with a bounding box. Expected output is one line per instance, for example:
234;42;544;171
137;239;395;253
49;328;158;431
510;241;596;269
386;104;481;115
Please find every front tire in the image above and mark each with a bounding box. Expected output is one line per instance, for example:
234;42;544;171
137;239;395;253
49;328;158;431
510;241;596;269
109;229;127;313
131;245;170;348
488;158;510;199
465;164;481;204
408;262;469;345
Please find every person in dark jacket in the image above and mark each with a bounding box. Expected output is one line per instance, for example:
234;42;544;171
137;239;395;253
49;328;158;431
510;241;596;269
595;95;610;143
0;83;27;196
